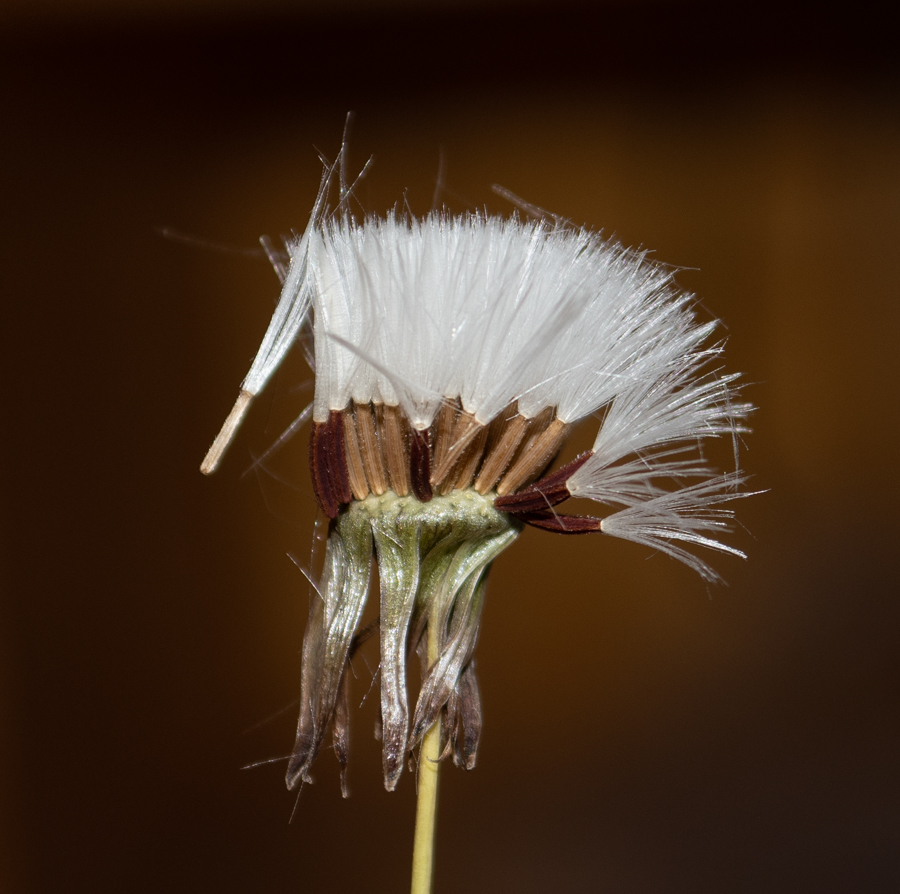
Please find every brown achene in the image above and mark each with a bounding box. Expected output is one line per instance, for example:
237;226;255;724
308;401;585;524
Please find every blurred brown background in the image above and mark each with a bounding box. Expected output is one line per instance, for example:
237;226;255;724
2;1;898;892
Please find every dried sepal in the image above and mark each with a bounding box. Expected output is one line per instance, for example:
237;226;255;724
333;666;351;798
439;690;459;763
288;490;518;792
408;529;516;752
286;510;372;790
436;662;483;770
454;661;482;770
371;509;423;791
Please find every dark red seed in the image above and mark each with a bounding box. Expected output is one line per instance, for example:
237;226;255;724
494;451;593;513
328;410;353;506
309;421;338;518
410;428;433;503
514;508;603;535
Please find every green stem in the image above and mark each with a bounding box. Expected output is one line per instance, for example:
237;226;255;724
410;619;441;894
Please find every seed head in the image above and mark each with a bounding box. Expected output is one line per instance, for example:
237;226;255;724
202;154;755;793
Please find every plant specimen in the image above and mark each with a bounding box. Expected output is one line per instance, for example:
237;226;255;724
201;151;753;894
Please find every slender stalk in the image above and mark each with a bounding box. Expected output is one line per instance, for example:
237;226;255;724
410;620;441;894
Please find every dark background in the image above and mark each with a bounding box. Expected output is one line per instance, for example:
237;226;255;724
3;2;899;891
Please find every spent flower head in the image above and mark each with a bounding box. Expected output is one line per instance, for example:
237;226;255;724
202;153;754;798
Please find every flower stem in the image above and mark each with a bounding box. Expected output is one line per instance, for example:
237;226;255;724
410;619;441;894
